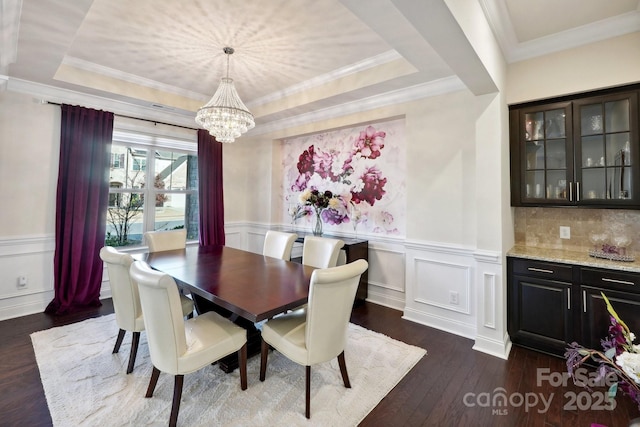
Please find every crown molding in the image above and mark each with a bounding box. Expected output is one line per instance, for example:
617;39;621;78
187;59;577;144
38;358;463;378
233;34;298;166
509;10;640;63
251;75;465;137
6;73;464;138
61;56;208;101
6;77;197;128
480;0;640;63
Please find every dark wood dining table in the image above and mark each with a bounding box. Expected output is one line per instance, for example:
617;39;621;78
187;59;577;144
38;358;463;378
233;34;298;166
134;245;316;371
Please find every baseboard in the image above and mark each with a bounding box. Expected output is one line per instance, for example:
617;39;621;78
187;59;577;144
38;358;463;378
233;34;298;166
365;287;405;311
0;290;54;321
402;306;476;340
473;333;513;360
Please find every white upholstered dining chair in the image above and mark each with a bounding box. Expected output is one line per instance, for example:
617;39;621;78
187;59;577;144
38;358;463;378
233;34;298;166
259;259;369;418
301;236;344;268
99;246;194;374
130;260;248;427
144;229;187;252
263;230;298;260
144;229;195;302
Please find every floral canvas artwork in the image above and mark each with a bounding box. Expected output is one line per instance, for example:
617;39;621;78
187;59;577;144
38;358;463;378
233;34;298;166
282;119;406;236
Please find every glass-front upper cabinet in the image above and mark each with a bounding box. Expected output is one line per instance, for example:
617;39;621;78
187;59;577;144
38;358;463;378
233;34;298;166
574;92;639;206
519;102;573;204
510;86;640;208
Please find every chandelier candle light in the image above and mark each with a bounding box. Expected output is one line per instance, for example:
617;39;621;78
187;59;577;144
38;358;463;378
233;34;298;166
195;47;255;143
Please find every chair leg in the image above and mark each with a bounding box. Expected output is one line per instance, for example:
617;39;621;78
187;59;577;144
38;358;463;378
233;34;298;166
126;331;141;374
239;343;248;390
145;366;161;398
305;366;311;419
337;351;351;388
169;375;184;427
259;338;269;382
113;329;126;354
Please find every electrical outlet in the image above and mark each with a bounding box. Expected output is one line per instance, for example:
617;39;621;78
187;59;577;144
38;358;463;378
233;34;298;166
560;226;571;239
17;276;27;289
449;291;459;305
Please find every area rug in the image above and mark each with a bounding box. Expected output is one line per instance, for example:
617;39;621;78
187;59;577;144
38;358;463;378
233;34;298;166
31;314;426;426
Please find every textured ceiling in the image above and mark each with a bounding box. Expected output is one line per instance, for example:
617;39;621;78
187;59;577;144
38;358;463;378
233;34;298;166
2;0;639;133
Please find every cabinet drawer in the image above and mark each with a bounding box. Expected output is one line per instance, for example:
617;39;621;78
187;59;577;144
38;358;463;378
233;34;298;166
512;258;573;281
580;267;640;291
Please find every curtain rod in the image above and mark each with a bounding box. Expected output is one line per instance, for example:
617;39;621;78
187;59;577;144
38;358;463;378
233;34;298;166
46;101;199;131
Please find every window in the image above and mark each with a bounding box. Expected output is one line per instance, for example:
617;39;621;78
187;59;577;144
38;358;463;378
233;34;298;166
110;153;124;168
132;157;146;171
108;182;123;207
105;130;199;247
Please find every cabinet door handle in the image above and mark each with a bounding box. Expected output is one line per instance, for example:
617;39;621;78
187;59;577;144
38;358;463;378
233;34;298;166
602;277;636;286
527;267;554;274
569;182;573;201
576;182;580;202
567;288;571;310
583;290;587;313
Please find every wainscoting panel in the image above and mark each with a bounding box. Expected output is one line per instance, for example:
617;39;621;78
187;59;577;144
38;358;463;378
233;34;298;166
224;222;245;249
366;242;406;310
246;231;264;254
413;258;471;315
368;245;405;293
403;241;478;339
0;235;55;320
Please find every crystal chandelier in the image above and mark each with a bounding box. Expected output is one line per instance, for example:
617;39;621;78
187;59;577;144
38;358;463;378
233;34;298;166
195;47;255;143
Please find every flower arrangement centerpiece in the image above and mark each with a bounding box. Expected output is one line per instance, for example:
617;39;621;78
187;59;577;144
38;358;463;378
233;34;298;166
299;188;340;236
565;293;640;412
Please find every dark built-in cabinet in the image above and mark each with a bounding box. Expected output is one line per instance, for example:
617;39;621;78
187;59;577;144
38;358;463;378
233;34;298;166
508;257;640;356
510;85;640;208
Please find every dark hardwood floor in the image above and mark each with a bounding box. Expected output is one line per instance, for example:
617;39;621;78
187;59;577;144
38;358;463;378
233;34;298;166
0;300;637;426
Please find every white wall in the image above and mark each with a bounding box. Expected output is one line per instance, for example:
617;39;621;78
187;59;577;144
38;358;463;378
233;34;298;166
507;32;640;105
0;92;60;318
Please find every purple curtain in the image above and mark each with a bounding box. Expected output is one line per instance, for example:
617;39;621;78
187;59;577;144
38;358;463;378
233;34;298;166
46;105;114;315
197;130;225;246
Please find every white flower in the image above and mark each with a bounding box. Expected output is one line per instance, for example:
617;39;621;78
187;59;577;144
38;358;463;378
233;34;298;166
616;351;640;384
299;189;311;204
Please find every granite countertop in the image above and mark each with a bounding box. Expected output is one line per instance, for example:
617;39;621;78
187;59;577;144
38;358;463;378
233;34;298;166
507;245;640;273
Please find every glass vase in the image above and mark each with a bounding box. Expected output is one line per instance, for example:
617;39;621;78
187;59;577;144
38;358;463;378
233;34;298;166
313;208;323;236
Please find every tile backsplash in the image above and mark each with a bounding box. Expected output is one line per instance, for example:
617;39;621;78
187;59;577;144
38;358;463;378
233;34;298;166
514;207;640;254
